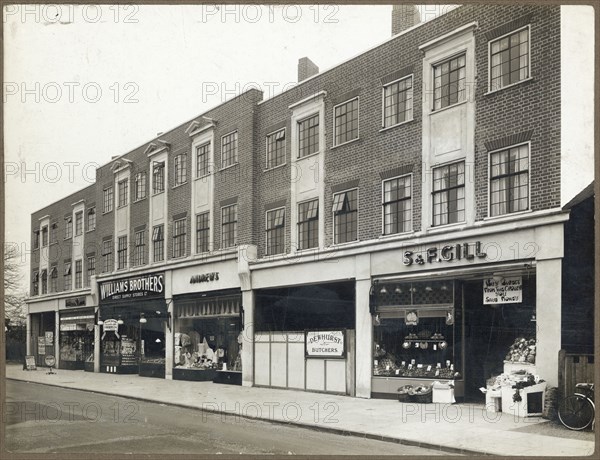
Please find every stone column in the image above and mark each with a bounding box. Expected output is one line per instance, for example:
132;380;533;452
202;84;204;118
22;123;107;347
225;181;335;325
355;253;373;398
241;289;254;387
26;314;32;355
164;300;174;380
54;309;60;367
94;310;101;373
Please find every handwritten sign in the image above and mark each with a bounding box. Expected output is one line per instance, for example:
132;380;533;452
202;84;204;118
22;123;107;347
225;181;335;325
24;355;37;370
305;330;345;358
483;277;522;304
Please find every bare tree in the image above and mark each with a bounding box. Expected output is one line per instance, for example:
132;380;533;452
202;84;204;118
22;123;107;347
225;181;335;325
4;243;27;326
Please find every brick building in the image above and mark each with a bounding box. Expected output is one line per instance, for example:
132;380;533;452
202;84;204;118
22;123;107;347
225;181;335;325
26;5;591;400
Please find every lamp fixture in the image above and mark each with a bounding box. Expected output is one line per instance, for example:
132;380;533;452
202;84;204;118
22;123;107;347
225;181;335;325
394;286;403;294
380;285;388;294
139;314;147;324
155;338;162;343
117;317;124;325
440;284;448;291
425;286;433;292
98;320;104;326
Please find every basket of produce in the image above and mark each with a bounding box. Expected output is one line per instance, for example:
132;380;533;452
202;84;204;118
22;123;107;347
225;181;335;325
397;385;414;402
410;384;433;403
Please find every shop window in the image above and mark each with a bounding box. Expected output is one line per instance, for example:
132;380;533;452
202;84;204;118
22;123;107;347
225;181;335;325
333;189;358;244
297;199;318;250
266;129;286;169
196;142;211;177
173;218;187;258
489;27;530;92
221;131;238;169
196;212;210;253
103;186;114;213
298;113;319;158
372;280;459;380
221;205;237;249
135;172;147;201
41;226;48;246
64;216;73;239
50;223;58;244
33;230;40;249
60;315;94;367
117;236;128;269
266;207;285;255
383;175;412;234
152;225;164;262
75;211;83;236
383;75;413;128
86;256;95;287
74;259;83;289
87;208;96;231
134;230;146;266
490;144;529;216
49;266;58;292
334;97;359;146
118;179;129;208
64;262;72;291
433;53;466;110
102;239;113;273
153;161;165;194
32;271;39;296
432;161;465;226
174;154;187;186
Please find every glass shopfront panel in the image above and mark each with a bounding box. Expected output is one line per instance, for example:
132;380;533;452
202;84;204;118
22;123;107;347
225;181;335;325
59;311;94;370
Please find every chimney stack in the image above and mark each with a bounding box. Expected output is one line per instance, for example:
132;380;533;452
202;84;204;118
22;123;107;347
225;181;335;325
298;57;319;83
391;4;421;36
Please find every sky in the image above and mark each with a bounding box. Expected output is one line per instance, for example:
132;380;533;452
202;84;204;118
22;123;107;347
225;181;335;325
3;4;595;293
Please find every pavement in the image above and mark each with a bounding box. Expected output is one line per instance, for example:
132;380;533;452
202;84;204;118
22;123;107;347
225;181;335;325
4;363;596;456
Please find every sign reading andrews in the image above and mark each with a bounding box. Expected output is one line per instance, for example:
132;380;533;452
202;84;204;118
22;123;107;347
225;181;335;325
99;272;165;303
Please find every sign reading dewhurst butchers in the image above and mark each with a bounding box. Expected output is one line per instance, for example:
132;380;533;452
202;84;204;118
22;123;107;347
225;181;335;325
305;330;345;358
99;272;165;303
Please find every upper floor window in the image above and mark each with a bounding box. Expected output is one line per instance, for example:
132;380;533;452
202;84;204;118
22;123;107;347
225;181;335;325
266;129;286;169
221;205;238;249
75;259;83;289
298;114;319;158
41;270;47;294
173;218;187;258
32;271;39;296
102;239;113;273
135;172;147;201
33;230;40;249
118;179;129;208
432;161;465;226
297;199;319;250
152;225;164;262
334;98;359;146
266;208;285;255
41;226;48;246
87;208;96;231
196;142;211;177
383;175;412;235
174;154;187;186
134;230;146;266
433;53;466;110
86;256;95;287
153;161;165;194
490;144;529;216
383;76;413;128
221;131;238;169
490;27;529;91
64;216;73;239
103;186;114;213
50;266;58;292
117;236;128;269
64;262;72;291
75;211;83;236
333;189;358;244
50;223;58;244
196;212;210;254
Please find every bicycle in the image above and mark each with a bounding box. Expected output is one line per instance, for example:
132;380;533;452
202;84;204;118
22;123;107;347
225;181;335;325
558;383;595;431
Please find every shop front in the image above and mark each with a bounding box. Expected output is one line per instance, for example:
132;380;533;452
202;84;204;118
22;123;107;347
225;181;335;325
97;272;167;378
29;309;57;368
58;299;95;371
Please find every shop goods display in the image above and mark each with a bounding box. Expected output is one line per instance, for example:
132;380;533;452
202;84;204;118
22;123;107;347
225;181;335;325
432;380;456;404
483;370;546;417
505;337;536;363
397;384;433;403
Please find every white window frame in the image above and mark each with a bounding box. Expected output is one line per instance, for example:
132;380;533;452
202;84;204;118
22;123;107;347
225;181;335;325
332;97;360;147
431;159;467;228
172;218;187;258
86;208;96;231
173;153;188;187
134;172;147;201
296;112;321;159
103;186;114;213
381;75;414;130
381;173;413;236
265;128;287;170
487;25;531;94
431;51;468;112
296;198;319;251
265;206;286;255
220;130;239;170
220;204;238;249
332;188;359;245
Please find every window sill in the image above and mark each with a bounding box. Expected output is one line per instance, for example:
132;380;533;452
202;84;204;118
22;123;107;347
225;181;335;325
153;191;165;197
86;228;96;233
195;174;211;181
482;209;532;222
296;151;321;161
219;163;239;172
379;118;414;133
429;99;467;115
117;205;128;210
331;137;360;150
172;182;188;190
426;221;467;234
330;239;360;248
102;211;113;215
264;163;287;173
378;230;414;240
485;77;534;96
133;197;147;203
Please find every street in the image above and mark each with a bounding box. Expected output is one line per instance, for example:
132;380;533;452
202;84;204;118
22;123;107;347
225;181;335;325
5;381;446;455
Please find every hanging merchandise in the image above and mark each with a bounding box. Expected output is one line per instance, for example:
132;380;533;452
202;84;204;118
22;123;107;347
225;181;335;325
405;310;419;326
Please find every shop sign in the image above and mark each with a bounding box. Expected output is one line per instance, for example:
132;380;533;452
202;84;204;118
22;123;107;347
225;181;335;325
37;337;46;355
99;272;164;303
45;331;54;345
44;355;56;367
24;355;37;370
305;330;345;358
190;272;220;284
65;296;86;307
483;277;523;304
403;241;487;266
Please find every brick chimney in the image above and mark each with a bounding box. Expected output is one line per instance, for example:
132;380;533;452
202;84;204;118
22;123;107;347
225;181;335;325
298;57;319;83
391;4;420;36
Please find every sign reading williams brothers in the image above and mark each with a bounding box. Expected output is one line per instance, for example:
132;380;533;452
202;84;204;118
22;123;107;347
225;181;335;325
99;272;165;303
305;330;345;358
